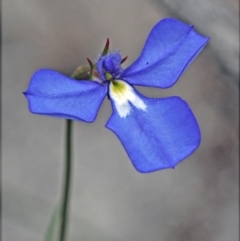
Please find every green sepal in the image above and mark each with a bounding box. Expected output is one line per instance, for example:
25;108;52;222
71;65;91;80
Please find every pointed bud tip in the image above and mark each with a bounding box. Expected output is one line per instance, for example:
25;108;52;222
86;58;94;68
102;38;110;56
121;56;128;64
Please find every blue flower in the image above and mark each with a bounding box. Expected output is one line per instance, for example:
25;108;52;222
24;18;209;173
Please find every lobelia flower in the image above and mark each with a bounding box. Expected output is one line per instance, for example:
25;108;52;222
24;18;209;173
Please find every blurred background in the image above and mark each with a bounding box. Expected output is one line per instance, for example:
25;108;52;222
2;0;239;240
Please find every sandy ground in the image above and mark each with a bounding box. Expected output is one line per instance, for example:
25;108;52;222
2;0;239;240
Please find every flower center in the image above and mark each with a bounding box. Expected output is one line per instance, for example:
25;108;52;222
96;52;123;81
75;39;128;82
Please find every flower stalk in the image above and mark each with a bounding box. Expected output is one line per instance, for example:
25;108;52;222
59;119;72;241
59;68;92;241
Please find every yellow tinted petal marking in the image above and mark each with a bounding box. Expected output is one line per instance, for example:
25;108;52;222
109;80;147;118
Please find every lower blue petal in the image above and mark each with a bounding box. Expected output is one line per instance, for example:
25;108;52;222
106;92;200;173
24;69;107;122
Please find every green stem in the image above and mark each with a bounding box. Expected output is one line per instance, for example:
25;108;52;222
57;68;90;241
59;119;72;241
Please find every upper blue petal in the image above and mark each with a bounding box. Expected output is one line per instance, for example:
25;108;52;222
24;69;108;122
121;18;209;88
106;90;200;173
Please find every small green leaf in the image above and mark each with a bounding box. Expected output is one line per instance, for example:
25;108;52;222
44;205;62;241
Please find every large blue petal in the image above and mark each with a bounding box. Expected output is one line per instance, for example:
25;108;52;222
106;91;200;173
121;18;209;88
24;69;107;122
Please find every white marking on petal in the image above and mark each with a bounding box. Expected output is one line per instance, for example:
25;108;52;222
109;80;147;118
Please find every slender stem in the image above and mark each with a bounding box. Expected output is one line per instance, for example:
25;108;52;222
59;119;72;241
